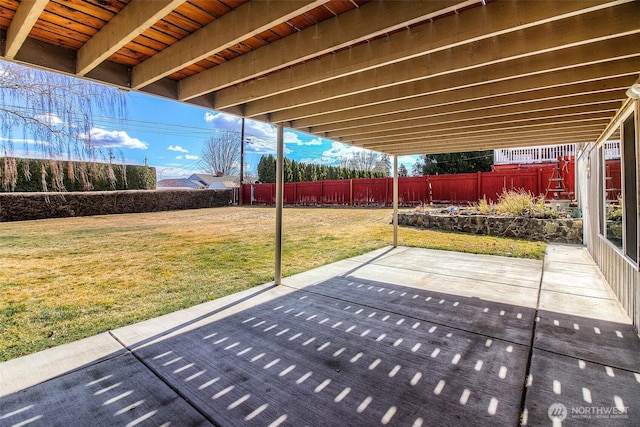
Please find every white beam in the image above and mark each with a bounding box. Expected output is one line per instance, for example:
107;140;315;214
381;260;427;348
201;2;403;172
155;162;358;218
271;55;640;124
76;0;185;76
327;104;620;140
310;90;625;135
246;25;640;117
351;115;610;145
215;0;634;110
4;0;48;59
361;123;607;152
133;0;326;90
178;0;469;101
296;77;633;130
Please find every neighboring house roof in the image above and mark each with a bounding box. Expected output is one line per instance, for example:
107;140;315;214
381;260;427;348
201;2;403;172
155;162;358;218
189;173;240;188
188;173;216;186
157;179;205;189
209;181;239;190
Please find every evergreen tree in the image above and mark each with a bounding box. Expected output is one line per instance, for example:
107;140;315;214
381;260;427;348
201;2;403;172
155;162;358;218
257;154;276;182
422;150;493;175
398;164;408;177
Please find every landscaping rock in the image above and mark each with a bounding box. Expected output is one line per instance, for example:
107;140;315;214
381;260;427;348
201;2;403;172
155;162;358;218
398;211;582;244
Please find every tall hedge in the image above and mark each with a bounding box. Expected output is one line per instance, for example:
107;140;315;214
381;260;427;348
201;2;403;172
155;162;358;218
0;158;156;192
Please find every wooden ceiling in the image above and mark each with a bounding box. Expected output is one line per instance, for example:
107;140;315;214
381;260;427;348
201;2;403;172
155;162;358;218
1;0;639;155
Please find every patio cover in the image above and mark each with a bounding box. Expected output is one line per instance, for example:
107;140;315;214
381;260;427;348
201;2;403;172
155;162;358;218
1;0;637;155
1;1;639;279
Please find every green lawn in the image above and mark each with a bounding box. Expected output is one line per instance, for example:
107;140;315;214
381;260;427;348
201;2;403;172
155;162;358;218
0;207;546;361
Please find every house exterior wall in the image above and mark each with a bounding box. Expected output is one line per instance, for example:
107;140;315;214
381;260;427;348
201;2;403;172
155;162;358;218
581;99;640;337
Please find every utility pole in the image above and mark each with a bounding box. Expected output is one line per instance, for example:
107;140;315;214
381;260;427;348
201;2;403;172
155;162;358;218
239;117;245;205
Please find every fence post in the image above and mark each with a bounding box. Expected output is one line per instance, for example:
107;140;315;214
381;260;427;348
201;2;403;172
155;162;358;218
385;177;389;207
537;167;542;196
350;179;353;206
477;171;482;201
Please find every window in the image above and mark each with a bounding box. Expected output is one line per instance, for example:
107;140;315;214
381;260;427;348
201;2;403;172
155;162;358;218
622;114;638;262
601;136;623;249
599;105;638;264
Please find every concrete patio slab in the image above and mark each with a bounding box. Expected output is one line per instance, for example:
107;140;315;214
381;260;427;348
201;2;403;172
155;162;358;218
522;244;640;426
1;244;638;427
0;352;211;426
522;349;640;426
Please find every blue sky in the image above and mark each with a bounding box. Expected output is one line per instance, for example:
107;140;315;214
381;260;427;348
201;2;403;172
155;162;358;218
119;92;420;179
1;60;419;179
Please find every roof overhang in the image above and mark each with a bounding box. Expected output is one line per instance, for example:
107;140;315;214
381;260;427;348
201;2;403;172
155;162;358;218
1;0;638;156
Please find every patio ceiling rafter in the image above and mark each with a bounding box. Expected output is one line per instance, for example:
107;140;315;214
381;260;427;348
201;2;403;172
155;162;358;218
1;0;637;155
262;33;640;121
3;0;48;59
215;0;636;112
132;0;328;90
76;0;187;76
178;0;473;101
308;89;628;135
328;103;621;141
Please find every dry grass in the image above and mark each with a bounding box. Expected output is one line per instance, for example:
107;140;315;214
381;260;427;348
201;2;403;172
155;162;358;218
0;207;545;361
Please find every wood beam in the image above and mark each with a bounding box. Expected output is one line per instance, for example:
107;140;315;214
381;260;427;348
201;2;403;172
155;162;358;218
365;130;605;155
340;112;616;144
316;93;624;137
133;0;326;90
177;0;470;101
360;123;606;152
383;132;602;155
76;0;186;76
3;0;47;59
272;56;640;124
215;0;635;110
348;115;611;146
246;27;640;117
329;106;618;142
295;77;633;130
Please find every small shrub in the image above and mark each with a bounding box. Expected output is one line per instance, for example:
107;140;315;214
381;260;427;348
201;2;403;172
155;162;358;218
477;197;494;215
471;189;561;218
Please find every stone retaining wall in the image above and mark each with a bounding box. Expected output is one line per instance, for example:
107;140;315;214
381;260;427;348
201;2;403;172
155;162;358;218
0;189;232;222
398;211;582;244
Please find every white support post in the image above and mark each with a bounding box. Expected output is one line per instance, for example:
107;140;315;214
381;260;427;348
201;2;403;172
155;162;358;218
393;155;399;248
274;124;284;285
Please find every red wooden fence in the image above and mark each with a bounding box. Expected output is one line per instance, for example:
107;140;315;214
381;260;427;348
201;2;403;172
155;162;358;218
242;158;577;206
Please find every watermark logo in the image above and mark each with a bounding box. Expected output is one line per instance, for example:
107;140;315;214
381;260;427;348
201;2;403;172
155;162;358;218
548;403;567;422
548;403;629;421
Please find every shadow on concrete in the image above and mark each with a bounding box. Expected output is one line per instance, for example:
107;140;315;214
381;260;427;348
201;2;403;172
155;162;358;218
2;273;639;426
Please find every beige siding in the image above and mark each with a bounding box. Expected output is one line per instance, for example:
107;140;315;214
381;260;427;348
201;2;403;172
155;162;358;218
583;101;639;337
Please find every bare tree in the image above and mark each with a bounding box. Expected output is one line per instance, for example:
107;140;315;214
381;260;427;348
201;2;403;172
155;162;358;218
348;149;379;171
200;130;241;176
0;60;127;191
373;153;391;176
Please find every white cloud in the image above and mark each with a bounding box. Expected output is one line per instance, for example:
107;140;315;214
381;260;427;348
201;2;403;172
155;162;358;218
185;154;199;160
304;137;324;146
298;157;335;165
204;111;242;130
284;131;302;145
284;132;324;146
204;111;278;141
168;145;188;153
80;127;148;149
35;113;64;126
322;141;364;160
